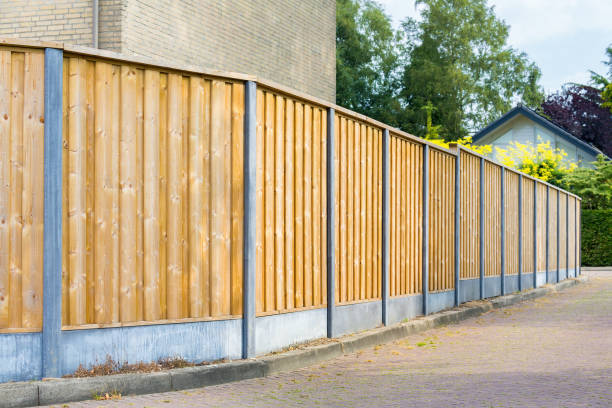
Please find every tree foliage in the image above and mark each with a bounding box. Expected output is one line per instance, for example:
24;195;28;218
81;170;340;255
540;84;612;158
399;0;543;139
336;0;405;126
495;140;576;187
562;155;612;210
336;0;543;139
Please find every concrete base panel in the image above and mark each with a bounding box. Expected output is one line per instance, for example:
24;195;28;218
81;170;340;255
333;301;382;337
255;308;326;355
485;276;501;298
504;274;519;293
60;319;242;377
536;271;547;287
520;273;535;290
459;278;480;303
0;332;42;383
428;290;454;314
388;294;423;325
547;270;558;284
558;269;568;281
567;268;576;278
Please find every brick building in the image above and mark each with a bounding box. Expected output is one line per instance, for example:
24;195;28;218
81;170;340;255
0;0;336;101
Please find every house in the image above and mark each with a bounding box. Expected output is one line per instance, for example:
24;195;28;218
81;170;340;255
0;0;336;101
472;105;605;168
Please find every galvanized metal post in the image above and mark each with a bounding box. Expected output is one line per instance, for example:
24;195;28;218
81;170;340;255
422;145;430;314
454;146;461;306
326;108;336;336
500;167;505;295
382;129;390;324
479;157;485;299
533;181;538;288
545;186;549;284
556;189;560;282
242;81;257;358
518;175;523;291
566;194;569;277
42;48;64;378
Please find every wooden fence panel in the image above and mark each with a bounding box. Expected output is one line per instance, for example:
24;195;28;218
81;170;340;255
0;47;45;331
255;88;327;315
536;182;547;273
483;162;501;276
61;55;244;327
521;178;535;274
548;188;558;272
558;192;567;271
504;171;519;275
428;149;455;292
568;196;576;271
459;151;480;279
389;134;422;296
335;114;382;304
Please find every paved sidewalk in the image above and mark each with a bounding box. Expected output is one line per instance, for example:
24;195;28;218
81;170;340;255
48;270;612;408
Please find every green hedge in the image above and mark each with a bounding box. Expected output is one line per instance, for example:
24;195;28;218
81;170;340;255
581;209;612;266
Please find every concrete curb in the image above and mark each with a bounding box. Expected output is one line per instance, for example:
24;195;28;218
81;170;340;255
0;276;587;408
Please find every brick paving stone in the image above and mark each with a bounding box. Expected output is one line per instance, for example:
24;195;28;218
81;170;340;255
47;270;612;408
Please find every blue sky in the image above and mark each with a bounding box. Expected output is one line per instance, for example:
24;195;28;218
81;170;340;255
377;0;612;94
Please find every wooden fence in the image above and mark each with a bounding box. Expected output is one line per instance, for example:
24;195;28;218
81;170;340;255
0;41;583;334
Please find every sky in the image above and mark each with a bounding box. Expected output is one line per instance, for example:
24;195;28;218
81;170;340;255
377;0;612;95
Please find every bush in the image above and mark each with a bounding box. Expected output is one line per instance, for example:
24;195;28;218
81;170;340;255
581;209;612;266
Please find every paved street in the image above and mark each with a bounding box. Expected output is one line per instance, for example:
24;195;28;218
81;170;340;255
49;270;612;408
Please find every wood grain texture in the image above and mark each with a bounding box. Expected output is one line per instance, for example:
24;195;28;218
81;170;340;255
521;178;535;273
459;151;480;279
504;171;519;275
60;55;244;326
483;162;501;277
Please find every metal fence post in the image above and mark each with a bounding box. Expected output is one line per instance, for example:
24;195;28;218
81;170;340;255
479;157;485;299
381;129;390;324
242;81;257;358
454;146;461;306
545;186;549;284
500;167;505;295
518;175;523;291
42;47;64;378
556;189;560;282
566;194;569;277
422;145;430;314
533;181;538;288
326;108;336;336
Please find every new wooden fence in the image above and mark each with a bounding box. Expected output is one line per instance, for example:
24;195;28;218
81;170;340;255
0;41;583;335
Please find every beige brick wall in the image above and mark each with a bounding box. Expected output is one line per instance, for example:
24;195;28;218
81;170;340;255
0;0;94;46
0;0;336;101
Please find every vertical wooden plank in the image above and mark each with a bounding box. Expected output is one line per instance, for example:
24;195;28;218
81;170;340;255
61;58;69;325
220;82;233;315
303;105;313;306
320;108;328;306
135;69;145;321
371;130;378;298
166;73;182;319
359;124;366;299
263;91;275;312
67;57;87;326
294;102;304;308
187;76;204;318
274;94;285;311
365;127;373;299
284;99;294;309
255;88;265;314
231;83;244;315
21;51;44;328
119;65;138;322
180;77;190;318
93;62;110;323
142;69;161;321
84;60;95;324
333;113;340;304
0;50;10;327
346;118;353;302
389;137;395;297
201;79;211;317
158;72;168;319
109;65;120;322
339;116;347;303
312;108;321;305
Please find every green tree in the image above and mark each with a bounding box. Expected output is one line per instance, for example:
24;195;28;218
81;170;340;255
336;0;405;126
562;155;612;210
400;0;543;140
